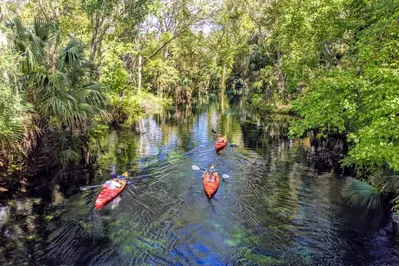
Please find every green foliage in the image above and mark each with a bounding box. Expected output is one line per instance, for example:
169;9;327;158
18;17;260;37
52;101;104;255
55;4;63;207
0;85;24;151
379;175;399;194
0;26;25;152
285;0;399;174
0;18;108;167
345;68;399;171
0;0;398;202
12;19;106;130
343;173;399;212
289;70;360;138
343;178;382;212
211;0;399;213
108;91;171;125
249;94;273;113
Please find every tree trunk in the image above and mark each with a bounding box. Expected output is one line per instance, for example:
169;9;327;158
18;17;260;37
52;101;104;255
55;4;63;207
276;52;286;96
157;80;163;97
89;15;108;80
89;14;99;66
278;71;286;95
137;53;142;93
221;63;226;93
138;118;143;133
95;29;105;80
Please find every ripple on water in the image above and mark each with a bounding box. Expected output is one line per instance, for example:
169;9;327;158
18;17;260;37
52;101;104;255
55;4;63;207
3;105;399;266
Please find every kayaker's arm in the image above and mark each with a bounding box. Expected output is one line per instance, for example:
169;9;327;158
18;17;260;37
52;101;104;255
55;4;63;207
192;164;230;179
202;170;209;178
102;181;111;189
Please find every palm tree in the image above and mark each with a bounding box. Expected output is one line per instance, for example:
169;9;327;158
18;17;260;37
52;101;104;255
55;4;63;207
9;18;106;166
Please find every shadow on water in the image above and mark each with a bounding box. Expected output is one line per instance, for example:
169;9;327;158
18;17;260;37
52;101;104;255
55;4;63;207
1;98;399;265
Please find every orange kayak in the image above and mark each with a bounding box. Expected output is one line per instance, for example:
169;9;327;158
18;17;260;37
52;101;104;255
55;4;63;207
203;172;220;199
95;179;127;210
215;136;228;152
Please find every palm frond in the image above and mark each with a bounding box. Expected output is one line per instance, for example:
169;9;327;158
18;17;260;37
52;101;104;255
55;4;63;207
40;93;71;123
380;175;399;193
31;72;51;98
33;18;56;43
0;132;23;152
74;83;105;108
12;18;44;73
21;120;42;155
47;72;70;91
77;103;93;112
0;86;24;152
343;178;382;212
59;149;81;166
13;17;26;37
58;39;85;71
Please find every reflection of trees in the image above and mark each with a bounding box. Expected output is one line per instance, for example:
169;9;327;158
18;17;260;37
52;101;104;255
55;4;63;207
214;97;244;147
0;100;319;265
46;212;109;265
0;198;44;265
215;98;318;264
188;98;295;264
96;130;141;174
157;105;201;152
96;102;216;178
160;118;177;148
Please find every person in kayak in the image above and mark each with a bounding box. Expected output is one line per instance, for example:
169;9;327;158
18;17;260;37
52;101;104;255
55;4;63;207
217;133;226;143
204;165;217;182
103;175;122;190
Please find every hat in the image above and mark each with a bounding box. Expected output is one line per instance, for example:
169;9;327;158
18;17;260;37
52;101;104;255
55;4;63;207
118;172;128;180
210;164;216;172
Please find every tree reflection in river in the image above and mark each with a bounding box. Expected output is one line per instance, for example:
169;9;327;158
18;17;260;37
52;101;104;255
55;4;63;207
1;99;399;265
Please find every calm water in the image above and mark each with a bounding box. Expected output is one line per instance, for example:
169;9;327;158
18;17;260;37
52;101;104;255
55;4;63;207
1;101;399;265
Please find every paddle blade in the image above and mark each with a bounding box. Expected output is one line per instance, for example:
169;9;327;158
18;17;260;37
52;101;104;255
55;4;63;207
192;165;201;171
221;174;230;179
80;184;102;191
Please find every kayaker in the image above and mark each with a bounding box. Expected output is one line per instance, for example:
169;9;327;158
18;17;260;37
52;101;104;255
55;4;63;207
103;175;122;190
204;165;217;182
217;133;226;143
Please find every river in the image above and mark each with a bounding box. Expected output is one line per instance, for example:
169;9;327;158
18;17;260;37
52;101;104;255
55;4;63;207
0;101;398;265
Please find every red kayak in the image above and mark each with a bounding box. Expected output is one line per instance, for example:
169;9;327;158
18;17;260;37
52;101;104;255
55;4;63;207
203;171;220;199
95;179;127;210
215;135;228;152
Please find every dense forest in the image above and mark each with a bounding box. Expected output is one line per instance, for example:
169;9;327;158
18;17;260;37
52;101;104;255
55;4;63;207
0;0;398;213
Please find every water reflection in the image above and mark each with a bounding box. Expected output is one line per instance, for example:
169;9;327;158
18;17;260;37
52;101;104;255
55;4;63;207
0;100;398;265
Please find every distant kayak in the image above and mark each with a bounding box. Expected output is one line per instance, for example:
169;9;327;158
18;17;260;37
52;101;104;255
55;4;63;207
215;135;228;152
95;179;127;210
203;171;220;199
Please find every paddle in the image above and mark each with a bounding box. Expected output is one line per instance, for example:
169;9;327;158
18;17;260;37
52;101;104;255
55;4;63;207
79;173;149;191
191;165;230;179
